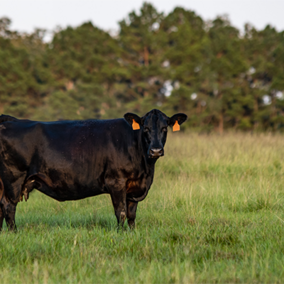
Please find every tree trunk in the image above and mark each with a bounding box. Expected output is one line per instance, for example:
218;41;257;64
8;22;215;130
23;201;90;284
253;96;259;131
144;46;149;66
219;112;223;135
196;101;201;114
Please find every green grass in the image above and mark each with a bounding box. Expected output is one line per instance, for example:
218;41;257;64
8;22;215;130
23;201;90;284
1;132;284;283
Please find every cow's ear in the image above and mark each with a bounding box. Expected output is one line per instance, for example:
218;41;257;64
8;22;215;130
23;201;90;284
168;113;187;131
124;113;142;130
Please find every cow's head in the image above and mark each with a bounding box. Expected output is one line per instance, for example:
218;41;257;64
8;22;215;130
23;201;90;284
124;109;187;159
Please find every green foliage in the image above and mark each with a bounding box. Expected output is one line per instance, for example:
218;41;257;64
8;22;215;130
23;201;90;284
1;2;284;131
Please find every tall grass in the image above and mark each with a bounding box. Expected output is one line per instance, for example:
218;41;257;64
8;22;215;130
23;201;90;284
1;132;284;283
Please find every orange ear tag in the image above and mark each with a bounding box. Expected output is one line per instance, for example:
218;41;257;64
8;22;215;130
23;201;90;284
132;119;140;130
173;120;180;132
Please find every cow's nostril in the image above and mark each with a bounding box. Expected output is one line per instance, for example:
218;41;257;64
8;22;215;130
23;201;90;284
150;148;163;156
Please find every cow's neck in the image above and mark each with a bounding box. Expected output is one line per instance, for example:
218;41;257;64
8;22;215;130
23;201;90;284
126;132;158;203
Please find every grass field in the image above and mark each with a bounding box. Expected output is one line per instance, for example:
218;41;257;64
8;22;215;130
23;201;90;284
1;132;284;283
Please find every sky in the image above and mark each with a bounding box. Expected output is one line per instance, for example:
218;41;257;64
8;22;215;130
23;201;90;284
1;0;284;39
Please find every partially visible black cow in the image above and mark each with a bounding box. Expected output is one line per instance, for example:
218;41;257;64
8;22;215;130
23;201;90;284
0;109;187;231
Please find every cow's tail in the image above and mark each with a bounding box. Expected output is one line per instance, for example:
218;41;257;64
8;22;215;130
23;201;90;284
0;114;18;124
0;116;11;201
0;177;3;230
0;177;3;202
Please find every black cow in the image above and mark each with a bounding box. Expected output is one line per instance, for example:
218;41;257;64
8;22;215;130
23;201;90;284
0;109;187;231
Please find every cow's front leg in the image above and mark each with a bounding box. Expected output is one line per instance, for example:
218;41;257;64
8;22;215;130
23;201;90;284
110;190;127;229
127;200;138;229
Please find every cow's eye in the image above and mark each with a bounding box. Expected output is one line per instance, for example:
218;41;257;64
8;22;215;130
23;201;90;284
162;127;167;132
144;127;150;132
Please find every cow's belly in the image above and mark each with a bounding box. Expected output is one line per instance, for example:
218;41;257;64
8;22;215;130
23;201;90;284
24;172;107;202
37;184;106;201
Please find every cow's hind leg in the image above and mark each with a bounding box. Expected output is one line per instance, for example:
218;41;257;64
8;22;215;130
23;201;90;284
0;178;4;231
127;200;138;229
0;205;4;231
1;195;17;232
4;202;17;231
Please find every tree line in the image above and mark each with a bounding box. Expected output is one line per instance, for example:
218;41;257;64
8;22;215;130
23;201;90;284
1;2;284;133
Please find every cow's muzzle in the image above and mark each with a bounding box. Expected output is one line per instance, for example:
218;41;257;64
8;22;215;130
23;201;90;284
149;148;164;158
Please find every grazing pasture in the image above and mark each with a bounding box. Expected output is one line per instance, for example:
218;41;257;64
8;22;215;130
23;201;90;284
0;132;284;283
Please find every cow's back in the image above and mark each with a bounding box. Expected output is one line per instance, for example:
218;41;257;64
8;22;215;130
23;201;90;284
0;118;143;200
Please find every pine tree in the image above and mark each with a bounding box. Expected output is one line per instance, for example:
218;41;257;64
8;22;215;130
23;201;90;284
159;7;208;124
0;18;50;117
43;22;123;119
205;16;247;133
118;2;166;114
